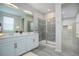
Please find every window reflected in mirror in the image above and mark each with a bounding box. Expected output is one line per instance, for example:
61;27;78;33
3;16;14;33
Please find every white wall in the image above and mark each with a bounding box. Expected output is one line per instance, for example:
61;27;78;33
76;13;79;22
76;13;79;37
55;4;62;52
62;4;78;18
63;18;75;26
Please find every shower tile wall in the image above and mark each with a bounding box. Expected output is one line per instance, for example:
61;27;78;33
38;18;55;42
47;18;55;42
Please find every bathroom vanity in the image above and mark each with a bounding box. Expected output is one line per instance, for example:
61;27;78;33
0;4;39;56
0;32;39;56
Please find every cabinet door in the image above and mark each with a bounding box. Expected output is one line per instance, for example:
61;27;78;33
33;34;39;48
16;37;28;56
0;42;15;56
21;37;28;54
27;37;33;51
16;39;23;55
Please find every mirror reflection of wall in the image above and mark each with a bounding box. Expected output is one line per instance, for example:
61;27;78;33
27;16;33;32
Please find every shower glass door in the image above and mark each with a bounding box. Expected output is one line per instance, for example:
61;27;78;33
46;17;56;44
38;18;46;41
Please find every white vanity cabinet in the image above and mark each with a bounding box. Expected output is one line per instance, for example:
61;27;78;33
0;39;15;56
32;33;39;49
27;33;39;51
0;33;39;56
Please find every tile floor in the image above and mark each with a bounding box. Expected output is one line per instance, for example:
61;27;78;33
23;43;66;56
23;52;37;56
23;39;79;56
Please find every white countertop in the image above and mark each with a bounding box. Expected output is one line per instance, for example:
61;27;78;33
0;32;37;39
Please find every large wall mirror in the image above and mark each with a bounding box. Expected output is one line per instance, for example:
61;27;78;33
0;3;34;33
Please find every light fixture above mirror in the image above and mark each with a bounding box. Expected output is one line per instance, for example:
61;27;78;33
4;3;19;9
23;9;32;15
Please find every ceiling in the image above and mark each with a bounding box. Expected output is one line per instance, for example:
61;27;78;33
1;3;79;19
28;3;55;14
29;3;79;18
